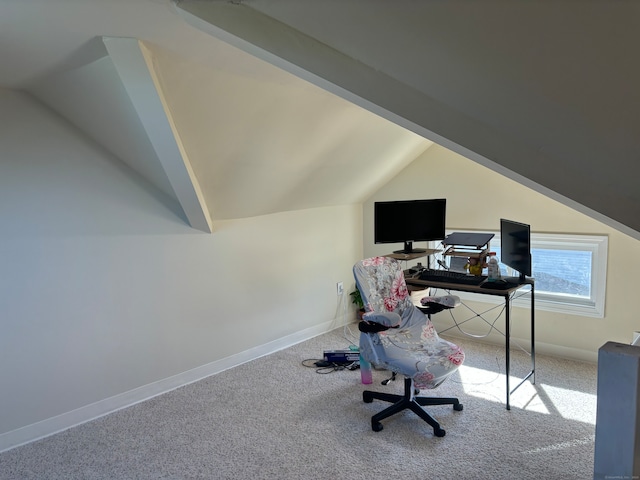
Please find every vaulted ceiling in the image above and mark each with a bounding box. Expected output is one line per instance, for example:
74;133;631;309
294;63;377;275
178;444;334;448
2;0;639;239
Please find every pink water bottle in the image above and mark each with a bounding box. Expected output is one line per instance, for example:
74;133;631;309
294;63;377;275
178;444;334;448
360;354;373;384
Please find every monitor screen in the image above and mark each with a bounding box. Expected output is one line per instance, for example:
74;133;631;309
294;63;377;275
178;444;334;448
374;199;446;254
500;219;532;280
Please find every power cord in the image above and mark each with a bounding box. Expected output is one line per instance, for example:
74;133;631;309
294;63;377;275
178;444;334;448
301;358;360;374
343;324;358;345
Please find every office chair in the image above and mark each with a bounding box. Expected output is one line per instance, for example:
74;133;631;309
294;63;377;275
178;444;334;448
353;256;464;437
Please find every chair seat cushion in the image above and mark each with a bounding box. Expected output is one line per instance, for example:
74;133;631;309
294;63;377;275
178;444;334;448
362;315;464;389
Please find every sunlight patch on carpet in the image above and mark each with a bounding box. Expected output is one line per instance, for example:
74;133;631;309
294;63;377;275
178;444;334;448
456;364;596;423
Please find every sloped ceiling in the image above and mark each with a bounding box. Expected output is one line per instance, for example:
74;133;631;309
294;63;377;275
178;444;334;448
1;0;639;239
0;0;430;227
148;43;431;219
177;0;640;240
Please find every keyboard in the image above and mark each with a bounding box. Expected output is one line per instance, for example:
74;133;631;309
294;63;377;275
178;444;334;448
418;269;487;286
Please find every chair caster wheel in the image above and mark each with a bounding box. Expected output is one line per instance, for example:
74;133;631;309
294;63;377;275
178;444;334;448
454;403;464;411
434;427;446;437
363;392;373;403
372;422;383;432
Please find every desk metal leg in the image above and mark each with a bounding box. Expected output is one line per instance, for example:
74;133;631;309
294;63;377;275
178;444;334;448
531;285;535;385
506;284;536;411
505;295;511;410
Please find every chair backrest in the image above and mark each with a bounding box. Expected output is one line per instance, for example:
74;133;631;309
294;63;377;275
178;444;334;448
353;256;413;320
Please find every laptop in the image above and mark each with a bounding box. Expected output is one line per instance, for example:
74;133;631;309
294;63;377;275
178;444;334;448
448;256;469;273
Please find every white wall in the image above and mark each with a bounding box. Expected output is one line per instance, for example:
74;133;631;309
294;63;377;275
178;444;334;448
0;89;361;449
364;144;640;362
6;81;637;450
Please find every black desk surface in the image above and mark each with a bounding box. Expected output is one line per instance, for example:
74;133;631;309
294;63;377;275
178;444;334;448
405;271;533;296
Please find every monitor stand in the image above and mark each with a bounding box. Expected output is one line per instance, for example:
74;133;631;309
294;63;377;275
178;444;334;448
393;241;426;254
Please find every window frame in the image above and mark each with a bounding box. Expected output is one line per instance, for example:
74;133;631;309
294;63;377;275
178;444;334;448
437;231;608;318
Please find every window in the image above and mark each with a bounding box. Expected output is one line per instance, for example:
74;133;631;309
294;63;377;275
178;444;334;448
441;231;608;318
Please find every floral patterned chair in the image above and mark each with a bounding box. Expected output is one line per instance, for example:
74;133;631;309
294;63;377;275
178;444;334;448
353;256;465;437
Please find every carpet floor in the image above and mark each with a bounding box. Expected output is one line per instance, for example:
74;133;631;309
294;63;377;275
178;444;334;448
0;326;597;479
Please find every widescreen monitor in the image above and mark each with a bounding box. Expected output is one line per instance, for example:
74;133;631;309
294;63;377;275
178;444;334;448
374;199;446;254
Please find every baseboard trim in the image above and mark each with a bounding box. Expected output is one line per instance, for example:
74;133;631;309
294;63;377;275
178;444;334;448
0;319;340;453
440;329;598;364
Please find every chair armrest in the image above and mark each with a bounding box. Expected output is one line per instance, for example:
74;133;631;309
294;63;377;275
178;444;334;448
358;311;402;333
358;321;392;333
362;311;402;327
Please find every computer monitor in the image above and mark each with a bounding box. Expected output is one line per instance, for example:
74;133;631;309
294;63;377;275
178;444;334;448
374;199;446;254
500;219;532;281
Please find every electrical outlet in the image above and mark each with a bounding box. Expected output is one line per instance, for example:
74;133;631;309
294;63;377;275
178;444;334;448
336;281;344;296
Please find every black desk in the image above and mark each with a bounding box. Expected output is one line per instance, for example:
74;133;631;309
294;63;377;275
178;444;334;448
405;272;535;410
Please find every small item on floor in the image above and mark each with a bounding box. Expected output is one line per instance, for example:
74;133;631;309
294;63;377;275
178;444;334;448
346;361;360;371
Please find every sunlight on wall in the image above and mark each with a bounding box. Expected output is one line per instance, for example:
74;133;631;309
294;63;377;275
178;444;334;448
457;365;596;425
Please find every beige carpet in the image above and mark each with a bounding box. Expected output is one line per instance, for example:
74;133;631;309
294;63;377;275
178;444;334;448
0;327;597;479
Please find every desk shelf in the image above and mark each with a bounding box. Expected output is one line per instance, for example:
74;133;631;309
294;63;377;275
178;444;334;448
384;248;440;262
444;245;489;261
442;231;494;266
